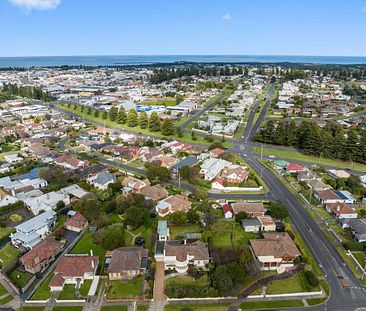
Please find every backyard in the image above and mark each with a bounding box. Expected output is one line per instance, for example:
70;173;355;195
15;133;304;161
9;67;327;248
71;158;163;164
169;224;201;240
0;244;20;268
165;275;214;298
8;268;33;289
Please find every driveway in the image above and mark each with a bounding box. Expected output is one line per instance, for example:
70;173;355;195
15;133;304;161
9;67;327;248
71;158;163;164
153;262;166;302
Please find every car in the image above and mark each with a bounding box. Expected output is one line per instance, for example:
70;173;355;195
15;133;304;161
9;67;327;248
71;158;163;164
135;237;145;246
268;155;275;159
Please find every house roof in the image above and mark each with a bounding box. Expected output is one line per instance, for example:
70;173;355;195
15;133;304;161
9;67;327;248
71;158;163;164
108;247;148;273
15;210;56;234
317;189;341;201
94;172;116;186
326;203;357;215
163;195;192;212
157;221;168;237
222;204;233;214
172;156;198;171
250;232;300;259
165;241;209;263
231;201;265;215
141;184;168;201
287;163;305;171
209;148;225;155
64;212;88;229
20;237;64;269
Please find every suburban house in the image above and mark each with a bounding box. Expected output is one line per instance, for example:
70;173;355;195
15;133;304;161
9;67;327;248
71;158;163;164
307;179;331;191
64;211;89;232
155;240;210;273
107;246;149;280
250;232;301;271
20;237;64;274
54;153;88;170
286;163;305;174
297;170;321;182
155;194;192;217
200;158;231;181
222;204;234;219
140;184;169;203
230;201;265;217
220;165;249;184
242;216;276;233
0;188;18;207
157;221;170;241
86;171;116;190
49;255;99;291
334;190;356;204
325;203;358;219
315;189;343;205
11;210;57;249
329;169;350;179
339;218;366;242
23;191;70;215
122;176;150;195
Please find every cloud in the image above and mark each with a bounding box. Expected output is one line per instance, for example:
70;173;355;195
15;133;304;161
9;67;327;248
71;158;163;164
222;13;232;20
9;0;61;11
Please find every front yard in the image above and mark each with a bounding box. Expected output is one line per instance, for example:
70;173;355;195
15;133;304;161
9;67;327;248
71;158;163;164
165;274;216;298
8;268;33;289
106;276;144;299
57;284;79;300
0;244;20;268
30;274;53;300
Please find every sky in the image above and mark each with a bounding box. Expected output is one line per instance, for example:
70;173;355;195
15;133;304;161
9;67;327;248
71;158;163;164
1;0;366;57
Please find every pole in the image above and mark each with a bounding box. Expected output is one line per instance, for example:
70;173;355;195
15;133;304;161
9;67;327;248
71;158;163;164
261;144;263;160
362;262;366;280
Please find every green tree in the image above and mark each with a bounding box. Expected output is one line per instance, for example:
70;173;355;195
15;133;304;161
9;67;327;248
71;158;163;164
125;206;146;229
109;107;118;121
139;111;149;129
95;225;125;251
145;163;170;182
102;110;108;120
187;209;200;224
194;187;208;200
270;201;288;220
94;109;100;118
87;107;92;115
116;108;127;124
127;109;138;127
161;118;175;136
170;211;187;225
149;112;161;132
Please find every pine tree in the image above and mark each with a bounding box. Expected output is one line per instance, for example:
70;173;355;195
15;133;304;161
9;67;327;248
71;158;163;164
116;108;127;124
102;110;108;120
87;107;92;115
109;107;118;122
139;111;149;129
161;118;175;136
127;109;138;127
94;109;100;118
149;112;161;132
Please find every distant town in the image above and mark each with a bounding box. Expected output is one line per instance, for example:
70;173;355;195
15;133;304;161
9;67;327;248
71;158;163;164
0;63;365;311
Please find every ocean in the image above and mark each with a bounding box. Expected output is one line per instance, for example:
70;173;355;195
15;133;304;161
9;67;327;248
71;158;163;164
0;55;366;68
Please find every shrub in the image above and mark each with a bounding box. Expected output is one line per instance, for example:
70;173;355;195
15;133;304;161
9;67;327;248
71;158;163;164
305;270;319;287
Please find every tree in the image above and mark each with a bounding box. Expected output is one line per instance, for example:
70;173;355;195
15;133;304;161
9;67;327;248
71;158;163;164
116;108;127;124
95;225;125;250
161;118;175;136
170;211;187;225
235;211;248;223
125;206;146;229
270;201;288;220
94;109;100;118
191;131;197;141
145;163;170;182
208;142;225;150
87;107;92;115
102;110;108;120
149;112;161;132
56;200;66;210
305;270;319;287
127;109;138;127
187;209;200;223
109;107;118;121
194;187;208;200
139;111;149;129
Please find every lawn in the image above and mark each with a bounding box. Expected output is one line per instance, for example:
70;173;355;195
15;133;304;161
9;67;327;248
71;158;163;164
0;242;18;268
0;295;13;305
0;283;8;296
252;146;366;172
30;274;53;300
53;214;67;231
306;298;327;306
126;225;155;251
210;220;258;249
165;275;211;298
57;284;79;300
312;207;333;221
100;307;128;311
239;300;304;310
79;279;93;297
57;104;224;147
52;307;83;311
169;224;201;239
352;252;366;267
70;230;106;267
137;305;149;311
8;268;33;289
266;271;319;294
20;307;45;311
108;213;124;224
106;275;143;299
165;304;230;311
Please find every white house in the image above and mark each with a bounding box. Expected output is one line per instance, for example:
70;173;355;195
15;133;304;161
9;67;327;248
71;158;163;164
86;171;116;190
23;191;70;215
11;210;57;249
200;158;231;181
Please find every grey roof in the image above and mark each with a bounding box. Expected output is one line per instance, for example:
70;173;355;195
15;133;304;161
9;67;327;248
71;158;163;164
172;156;198;171
342;218;366;234
241;218;261;227
15;210;56;234
94;172;116;185
157;221;168;237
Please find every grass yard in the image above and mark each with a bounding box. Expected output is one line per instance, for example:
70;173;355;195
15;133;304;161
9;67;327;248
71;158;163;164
52;307;83;311
210;220;258;249
0;295;13;305
79;279;93;297
0;283;8;296
70;230;106;267
312;207;333;221
8;268;33;289
100;307;128;311
137;305;150;311
266;271;319;294
57;284;79;300
240;300;304;310
164;304;230;311
106;275;143;299
306;298;327;306
108;213;124;224
165;275;211;298
0;227;15;241
20;307;45;311
56;104;228;147
0;244;19;267
352;252;366;267
30;273;53;300
169;224;201;239
252;146;366;172
53;214;67;231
